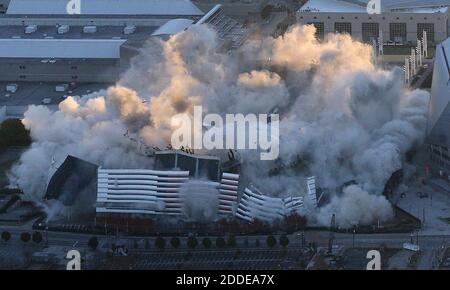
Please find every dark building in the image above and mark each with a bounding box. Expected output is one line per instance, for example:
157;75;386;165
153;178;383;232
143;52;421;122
154;150;221;181
45;155;98;207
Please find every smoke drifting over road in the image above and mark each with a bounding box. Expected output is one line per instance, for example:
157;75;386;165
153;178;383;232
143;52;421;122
8;24;429;227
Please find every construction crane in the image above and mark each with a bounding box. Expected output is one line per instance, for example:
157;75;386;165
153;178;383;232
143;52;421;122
327;214;336;255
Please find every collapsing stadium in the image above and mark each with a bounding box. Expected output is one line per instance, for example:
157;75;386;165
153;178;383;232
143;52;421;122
41;152;422;234
43;151;320;230
11;22;430;231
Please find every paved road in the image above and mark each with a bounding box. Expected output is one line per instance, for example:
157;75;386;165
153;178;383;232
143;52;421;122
2;223;449;251
1;217;449;251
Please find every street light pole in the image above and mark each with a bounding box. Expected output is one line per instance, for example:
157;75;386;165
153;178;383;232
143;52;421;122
352;228;356;248
45;226;49;247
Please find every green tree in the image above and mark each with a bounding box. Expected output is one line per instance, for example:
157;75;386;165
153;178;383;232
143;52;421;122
202;237;212;249
216;237;226;248
32;232;43;244
155;237;166;250
187;237;198;250
279;235;289;248
20;232;31;243
266;235;276;248
1;231;11;243
0;119;31;147
171;237;180;249
88;236;99;250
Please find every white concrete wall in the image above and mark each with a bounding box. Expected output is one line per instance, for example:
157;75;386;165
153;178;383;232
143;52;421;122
297;11;449;45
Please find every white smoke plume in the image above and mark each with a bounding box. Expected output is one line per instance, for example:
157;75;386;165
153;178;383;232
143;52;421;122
180;180;219;222
316;185;394;228
7;24;429;227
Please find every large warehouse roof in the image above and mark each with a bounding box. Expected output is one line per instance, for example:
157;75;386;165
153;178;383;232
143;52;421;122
0;39;126;59
7;0;204;15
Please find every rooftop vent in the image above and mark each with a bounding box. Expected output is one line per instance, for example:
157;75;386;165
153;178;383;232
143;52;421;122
58;25;70;34
83;25;97;34
123;25;136;35
6;84;18;93
25;25;37;34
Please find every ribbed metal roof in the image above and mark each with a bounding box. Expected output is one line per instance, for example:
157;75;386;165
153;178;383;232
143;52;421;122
7;0;204;16
0;39;126;59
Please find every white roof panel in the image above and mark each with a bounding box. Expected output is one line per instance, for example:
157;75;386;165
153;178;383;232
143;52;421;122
151;18;194;36
7;0;204;15
300;0;366;13
0;39;126;59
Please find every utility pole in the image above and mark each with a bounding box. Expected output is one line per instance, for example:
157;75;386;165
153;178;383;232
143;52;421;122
352;227;356;248
45;226;49;247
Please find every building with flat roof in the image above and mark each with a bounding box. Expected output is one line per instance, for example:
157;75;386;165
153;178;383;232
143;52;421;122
0;1;247;84
297;0;450;45
0;0;206;85
0;1;248;120
6;0;204;16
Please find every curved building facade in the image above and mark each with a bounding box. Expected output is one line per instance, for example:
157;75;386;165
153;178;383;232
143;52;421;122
428;37;450;175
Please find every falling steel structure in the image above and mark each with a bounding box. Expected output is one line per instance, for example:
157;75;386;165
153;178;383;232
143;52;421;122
218;173;240;215
45;155;98;206
96;169;189;216
235;176;317;222
96;168;241;220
